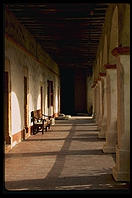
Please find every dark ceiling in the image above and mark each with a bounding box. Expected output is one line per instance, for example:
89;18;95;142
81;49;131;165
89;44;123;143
6;3;108;74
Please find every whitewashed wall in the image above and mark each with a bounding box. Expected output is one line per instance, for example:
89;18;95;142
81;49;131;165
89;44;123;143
5;38;60;136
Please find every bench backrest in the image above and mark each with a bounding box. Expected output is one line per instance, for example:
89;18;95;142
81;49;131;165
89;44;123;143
31;109;42;123
33;109;42;118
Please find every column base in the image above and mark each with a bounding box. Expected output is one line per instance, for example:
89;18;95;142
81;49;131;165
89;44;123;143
112;146;130;182
98;128;105;138
103;143;116;153
97;127;101;131
98;133;105;138
98;121;107;138
112;166;130;182
5;144;11;153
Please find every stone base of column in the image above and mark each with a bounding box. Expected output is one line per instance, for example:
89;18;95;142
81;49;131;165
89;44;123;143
98;126;106;138
97;126;101;131
112;146;130;182
98;131;105;138
92;113;96;119
97;125;102;131
98;119;107;138
95;120;99;127
112;166;130;182
103;143;116;153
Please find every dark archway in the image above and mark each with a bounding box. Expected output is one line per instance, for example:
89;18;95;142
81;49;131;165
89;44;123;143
60;68;75;115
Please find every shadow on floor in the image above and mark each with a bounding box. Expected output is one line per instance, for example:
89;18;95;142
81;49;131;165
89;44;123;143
5;119;129;192
5;149;109;158
24;137;105;142
5;173;129;191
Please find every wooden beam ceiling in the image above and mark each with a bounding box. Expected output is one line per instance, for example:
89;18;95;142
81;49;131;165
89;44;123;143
6;3;108;74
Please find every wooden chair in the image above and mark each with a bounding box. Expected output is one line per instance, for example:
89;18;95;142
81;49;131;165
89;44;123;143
42;114;51;130
31;110;48;134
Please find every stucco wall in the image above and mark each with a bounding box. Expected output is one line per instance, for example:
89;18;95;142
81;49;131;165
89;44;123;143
5;37;60;136
5;9;60;143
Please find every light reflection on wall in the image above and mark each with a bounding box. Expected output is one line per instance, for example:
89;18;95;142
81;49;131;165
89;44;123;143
11;92;21;134
55;94;58;113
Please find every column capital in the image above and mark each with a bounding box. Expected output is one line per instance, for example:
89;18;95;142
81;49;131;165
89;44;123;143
99;72;106;77
91;80;97;88
91;83;96;88
112;47;130;57
104;64;117;69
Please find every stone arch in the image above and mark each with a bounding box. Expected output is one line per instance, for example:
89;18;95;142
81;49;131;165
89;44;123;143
99;49;103;72
109;6;119;64
119;4;130;46
103;34;108;67
97;56;100;77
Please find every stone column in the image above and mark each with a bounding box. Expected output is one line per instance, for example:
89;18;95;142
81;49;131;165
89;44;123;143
91;81;96;118
98;77;103;130
93;87;96;118
94;80;98;120
103;64;117;153
98;72;106;138
95;81;100;126
112;47;130;181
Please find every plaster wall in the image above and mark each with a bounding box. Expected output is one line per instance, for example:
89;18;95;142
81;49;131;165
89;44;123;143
5;38;60;135
5;9;60;147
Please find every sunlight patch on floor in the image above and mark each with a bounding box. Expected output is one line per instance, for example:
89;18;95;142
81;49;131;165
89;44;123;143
55;184;93;190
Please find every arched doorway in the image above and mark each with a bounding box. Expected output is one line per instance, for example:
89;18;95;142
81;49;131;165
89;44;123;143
109;6;118;64
4;58;11;149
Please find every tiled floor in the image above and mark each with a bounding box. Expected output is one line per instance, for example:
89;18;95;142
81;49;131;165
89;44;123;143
4;117;130;192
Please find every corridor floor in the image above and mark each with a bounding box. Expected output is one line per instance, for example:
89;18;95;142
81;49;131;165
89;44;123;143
4;117;129;192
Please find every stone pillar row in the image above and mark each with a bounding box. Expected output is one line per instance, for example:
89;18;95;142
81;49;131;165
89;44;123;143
103;64;117;153
112;47;130;181
91;81;96;119
97;77;103;130
91;46;130;181
98;72;106;138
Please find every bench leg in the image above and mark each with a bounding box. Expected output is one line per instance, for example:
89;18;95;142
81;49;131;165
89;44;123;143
42;125;44;134
44;126;47;132
33;126;37;135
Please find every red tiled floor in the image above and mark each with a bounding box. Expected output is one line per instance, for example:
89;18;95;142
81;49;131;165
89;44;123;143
4;117;130;191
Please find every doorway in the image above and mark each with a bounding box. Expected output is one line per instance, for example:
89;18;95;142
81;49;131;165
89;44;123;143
40;86;43;112
4;71;11;145
60;68;75;115
24;76;28;139
47;80;54;115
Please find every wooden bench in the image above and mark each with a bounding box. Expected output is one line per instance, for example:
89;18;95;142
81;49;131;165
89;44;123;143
42;114;52;130
31;110;51;135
